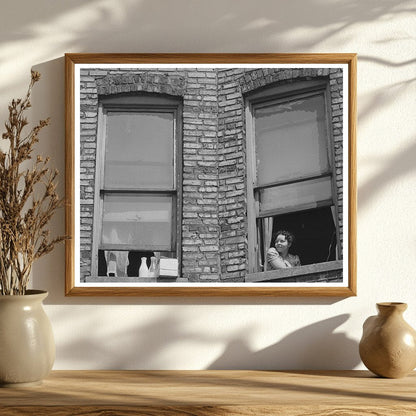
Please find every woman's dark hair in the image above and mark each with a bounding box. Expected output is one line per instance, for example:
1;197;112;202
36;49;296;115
274;230;295;245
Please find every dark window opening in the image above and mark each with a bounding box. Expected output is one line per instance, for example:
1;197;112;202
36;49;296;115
263;206;337;267
98;250;178;278
98;250;155;277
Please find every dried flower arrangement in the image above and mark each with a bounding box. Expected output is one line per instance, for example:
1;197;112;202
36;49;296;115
0;71;66;295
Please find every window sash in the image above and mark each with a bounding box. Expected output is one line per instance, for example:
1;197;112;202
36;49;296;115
99;191;177;252
103;109;177;190
91;98;182;277
256;174;334;218
253;91;330;186
246;83;339;273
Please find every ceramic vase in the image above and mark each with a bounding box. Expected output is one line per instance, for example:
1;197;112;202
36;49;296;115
0;290;55;387
359;302;416;378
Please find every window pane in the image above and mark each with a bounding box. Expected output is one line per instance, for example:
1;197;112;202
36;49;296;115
259;176;332;214
255;93;329;185
101;194;173;250
104;111;174;189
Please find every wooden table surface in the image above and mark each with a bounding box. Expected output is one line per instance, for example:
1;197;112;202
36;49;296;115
1;370;415;415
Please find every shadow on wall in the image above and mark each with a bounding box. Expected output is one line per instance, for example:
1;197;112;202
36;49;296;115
30;56;67;301
1;0;413;52
356;55;416;212
0;0;414;97
53;308;359;370
208;314;360;370
358;138;416;210
54;311;214;369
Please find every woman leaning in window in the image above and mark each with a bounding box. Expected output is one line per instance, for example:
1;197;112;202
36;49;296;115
267;230;301;269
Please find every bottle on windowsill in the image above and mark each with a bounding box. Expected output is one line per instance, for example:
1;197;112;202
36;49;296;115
148;256;159;279
138;257;149;278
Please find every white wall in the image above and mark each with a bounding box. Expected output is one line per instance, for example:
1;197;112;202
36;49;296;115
1;0;415;370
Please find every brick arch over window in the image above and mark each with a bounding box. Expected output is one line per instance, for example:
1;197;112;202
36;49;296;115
95;73;186;97
239;67;334;95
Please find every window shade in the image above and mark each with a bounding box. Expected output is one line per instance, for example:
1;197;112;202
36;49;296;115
259;176;332;214
254;93;329;185
104;111;174;189
101;193;173;250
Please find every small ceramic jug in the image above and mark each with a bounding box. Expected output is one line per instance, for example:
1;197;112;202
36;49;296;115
359;302;416;378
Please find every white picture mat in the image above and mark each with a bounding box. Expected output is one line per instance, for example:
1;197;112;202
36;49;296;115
73;63;349;288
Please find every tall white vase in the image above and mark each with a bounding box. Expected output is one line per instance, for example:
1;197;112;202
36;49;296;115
138;257;149;278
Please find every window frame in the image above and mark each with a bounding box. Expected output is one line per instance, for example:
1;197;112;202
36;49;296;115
245;80;341;276
91;94;183;277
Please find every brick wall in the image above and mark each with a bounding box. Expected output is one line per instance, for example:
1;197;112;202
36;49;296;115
79;69;99;281
79;66;344;283
217;69;247;281
180;69;220;282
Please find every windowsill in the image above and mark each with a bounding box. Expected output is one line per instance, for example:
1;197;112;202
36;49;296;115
245;260;343;283
83;262;342;284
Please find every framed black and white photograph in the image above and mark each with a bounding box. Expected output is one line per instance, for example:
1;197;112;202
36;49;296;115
65;53;356;296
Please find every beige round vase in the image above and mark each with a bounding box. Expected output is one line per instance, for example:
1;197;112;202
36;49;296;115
0;290;55;387
359;302;416;378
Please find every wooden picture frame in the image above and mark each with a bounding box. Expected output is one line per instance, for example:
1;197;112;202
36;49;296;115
65;53;357;296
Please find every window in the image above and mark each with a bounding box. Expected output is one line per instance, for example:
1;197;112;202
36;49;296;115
92;95;182;279
246;80;340;276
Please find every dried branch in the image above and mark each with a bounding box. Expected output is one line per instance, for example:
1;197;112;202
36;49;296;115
0;71;67;295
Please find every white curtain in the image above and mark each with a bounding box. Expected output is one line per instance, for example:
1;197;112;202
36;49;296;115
256;225;262;271
262;217;274;271
330;206;339;260
103;228;129;277
104;251;129;277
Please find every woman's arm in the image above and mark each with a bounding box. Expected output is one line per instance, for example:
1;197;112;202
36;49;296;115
266;248;288;269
